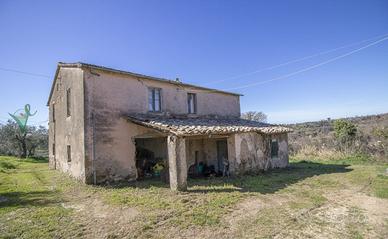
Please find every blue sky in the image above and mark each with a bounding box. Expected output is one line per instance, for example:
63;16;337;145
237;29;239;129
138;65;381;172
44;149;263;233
0;0;387;125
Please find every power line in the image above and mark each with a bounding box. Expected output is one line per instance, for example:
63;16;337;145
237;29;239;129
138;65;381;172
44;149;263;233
205;32;388;85
224;35;388;91
0;67;51;78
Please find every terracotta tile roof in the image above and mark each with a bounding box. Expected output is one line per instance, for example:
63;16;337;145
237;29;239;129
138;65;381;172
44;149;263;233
127;114;292;136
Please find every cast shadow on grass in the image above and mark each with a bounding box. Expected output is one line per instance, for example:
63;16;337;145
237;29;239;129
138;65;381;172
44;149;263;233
0;190;62;208
188;161;352;194
103;161;352;194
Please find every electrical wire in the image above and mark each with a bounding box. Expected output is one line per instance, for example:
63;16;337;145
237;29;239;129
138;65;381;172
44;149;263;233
224;35;388;91
205;32;388;85
0;67;51;78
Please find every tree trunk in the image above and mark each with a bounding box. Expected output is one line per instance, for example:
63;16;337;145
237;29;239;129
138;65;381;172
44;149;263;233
16;133;27;158
21;140;27;158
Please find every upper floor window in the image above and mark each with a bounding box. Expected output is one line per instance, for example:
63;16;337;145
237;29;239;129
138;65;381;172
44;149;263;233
187;93;197;114
52;104;55;122
148;88;161;112
66;88;71;117
271;139;279;158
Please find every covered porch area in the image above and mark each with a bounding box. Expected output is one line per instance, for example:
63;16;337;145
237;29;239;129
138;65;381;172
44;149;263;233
127;114;291;191
133;133;233;191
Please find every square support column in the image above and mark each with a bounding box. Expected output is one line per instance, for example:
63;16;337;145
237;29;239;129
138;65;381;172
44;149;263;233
167;135;187;191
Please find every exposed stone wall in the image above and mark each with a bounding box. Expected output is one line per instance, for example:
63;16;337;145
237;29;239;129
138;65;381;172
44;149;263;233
230;132;288;174
48;67;86;181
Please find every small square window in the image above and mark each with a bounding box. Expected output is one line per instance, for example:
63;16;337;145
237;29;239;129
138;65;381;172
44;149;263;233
67;145;71;162
148;88;161;112
271;139;279;158
187;93;197;114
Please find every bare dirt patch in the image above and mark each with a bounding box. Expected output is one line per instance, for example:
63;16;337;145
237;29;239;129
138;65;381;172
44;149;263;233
61;188;140;239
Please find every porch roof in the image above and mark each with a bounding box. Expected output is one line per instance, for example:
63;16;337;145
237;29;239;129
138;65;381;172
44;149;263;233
126;114;292;136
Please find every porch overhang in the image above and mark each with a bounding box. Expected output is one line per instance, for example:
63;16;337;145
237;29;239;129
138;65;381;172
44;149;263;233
126;114;292;137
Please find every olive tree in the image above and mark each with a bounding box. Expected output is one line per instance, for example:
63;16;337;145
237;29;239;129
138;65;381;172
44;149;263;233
241;111;268;123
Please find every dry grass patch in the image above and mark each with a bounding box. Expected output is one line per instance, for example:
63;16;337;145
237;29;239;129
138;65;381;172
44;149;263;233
1;155;387;238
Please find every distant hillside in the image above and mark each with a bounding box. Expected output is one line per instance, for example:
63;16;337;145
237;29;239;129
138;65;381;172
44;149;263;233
287;113;388;159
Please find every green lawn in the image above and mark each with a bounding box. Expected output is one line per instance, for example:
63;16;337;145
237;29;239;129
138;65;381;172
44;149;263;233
1;155;387;238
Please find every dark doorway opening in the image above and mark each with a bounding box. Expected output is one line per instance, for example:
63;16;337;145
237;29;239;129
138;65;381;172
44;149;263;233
134;137;169;182
217;140;228;175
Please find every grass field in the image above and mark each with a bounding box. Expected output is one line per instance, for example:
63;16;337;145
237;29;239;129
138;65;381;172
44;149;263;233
1;155;387;239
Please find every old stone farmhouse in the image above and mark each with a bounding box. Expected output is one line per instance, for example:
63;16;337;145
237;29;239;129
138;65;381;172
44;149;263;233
47;62;291;191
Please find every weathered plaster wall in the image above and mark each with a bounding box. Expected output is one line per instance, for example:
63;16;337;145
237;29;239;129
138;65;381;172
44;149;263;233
185;137;220;171
48;67;86;181
231;132;289;174
83;68;240;183
269;133;289;168
167;136;187;190
84;69;240;117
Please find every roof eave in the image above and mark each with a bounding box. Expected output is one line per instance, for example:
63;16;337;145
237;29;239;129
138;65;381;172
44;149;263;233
62;62;243;96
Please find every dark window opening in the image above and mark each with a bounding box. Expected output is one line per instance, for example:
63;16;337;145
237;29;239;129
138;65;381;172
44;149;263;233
66;88;71;117
67;145;71;162
187;93;197;114
52;144;55;156
52;104;55;122
271;139;279;158
148;88;161;112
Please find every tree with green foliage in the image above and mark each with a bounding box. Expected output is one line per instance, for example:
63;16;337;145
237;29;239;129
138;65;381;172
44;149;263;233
8;104;36;158
0;121;48;158
372;127;388;140
0;120;20;156
333;119;357;152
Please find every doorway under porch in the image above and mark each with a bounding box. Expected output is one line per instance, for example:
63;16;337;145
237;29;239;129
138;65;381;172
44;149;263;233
133;133;231;191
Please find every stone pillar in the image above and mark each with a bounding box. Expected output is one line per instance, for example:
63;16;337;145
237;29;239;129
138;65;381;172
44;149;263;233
227;134;237;175
167;135;187;191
